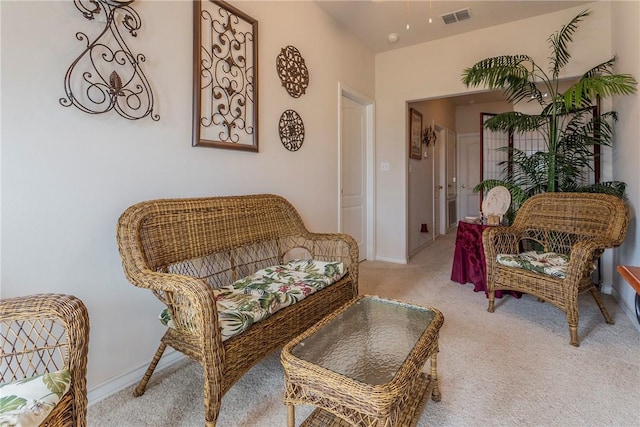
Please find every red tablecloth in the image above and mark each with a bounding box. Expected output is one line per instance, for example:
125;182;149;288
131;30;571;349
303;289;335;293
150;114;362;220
450;220;520;299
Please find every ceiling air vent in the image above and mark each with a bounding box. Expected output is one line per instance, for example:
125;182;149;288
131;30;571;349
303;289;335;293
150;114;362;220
441;8;471;25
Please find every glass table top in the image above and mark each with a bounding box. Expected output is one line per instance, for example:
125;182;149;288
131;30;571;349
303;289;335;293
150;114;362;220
291;296;436;385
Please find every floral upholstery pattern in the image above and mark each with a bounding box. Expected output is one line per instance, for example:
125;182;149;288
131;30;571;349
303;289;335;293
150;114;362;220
0;369;71;427
160;259;345;341
496;251;570;279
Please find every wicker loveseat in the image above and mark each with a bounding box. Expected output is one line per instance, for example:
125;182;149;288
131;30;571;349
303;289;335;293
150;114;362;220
0;294;89;426
116;194;359;426
483;192;628;346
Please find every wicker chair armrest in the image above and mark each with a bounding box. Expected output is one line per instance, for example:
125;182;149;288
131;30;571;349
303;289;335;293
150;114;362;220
563;238;610;285
482;226;521;260
301;231;359;285
0;294;89;426
0;294;89;380
134;271;221;342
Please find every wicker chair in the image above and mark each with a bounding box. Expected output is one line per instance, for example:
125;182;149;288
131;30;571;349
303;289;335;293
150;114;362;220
483;193;628;346
0;293;89;426
116;194;359;427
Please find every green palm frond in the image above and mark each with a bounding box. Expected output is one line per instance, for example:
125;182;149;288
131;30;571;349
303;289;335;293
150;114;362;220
461;55;533;89
564;74;638;109
561;110;617;148
592;111;617;146
508;150;550;193
559;109;595;146
573;181;627;198
501;75;545;104
483;111;545;133
582;57;616;78
548;10;590;77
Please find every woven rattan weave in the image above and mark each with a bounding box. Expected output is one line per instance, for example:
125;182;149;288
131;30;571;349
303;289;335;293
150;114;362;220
483;192;629;346
116;194;359;426
282;296;444;427
0;293;90;426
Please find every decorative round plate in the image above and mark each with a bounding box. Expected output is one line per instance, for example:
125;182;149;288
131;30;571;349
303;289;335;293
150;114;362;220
279;110;305;151
482;186;511;216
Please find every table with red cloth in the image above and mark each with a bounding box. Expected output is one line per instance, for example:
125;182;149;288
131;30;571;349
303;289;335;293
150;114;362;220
450;220;521;299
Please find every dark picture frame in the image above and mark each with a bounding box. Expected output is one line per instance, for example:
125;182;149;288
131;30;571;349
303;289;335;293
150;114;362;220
193;0;258;151
409;108;422;160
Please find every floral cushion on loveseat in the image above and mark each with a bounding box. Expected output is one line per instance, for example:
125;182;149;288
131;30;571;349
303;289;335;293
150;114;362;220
0;369;71;427
159;259;346;341
496;251;570;279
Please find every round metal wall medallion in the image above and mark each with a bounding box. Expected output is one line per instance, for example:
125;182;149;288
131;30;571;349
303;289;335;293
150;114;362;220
276;45;309;98
279;110;305;151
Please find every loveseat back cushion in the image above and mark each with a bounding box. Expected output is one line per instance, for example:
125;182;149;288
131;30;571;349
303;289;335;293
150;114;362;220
160;259;346;341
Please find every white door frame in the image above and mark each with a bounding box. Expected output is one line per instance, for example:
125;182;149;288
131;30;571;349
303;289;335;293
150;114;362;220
433;123;447;236
338;83;375;261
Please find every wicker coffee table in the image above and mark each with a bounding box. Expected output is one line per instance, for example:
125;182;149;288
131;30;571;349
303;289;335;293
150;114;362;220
282;295;444;427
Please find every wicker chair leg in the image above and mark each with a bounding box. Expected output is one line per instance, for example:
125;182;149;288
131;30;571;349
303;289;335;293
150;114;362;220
487;292;495;313
134;342;167;397
203;368;222;427
567;302;580;347
569;324;580;347
589;287;615;325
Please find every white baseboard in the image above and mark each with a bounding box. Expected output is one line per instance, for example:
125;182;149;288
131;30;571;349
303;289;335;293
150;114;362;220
374;255;408;264
409;240;435;258
87;349;185;406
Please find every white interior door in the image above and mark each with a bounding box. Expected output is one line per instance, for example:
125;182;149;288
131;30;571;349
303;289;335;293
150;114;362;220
341;95;367;261
458;133;481;218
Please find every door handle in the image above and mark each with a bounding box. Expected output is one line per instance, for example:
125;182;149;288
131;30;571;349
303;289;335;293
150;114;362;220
462;184;466;188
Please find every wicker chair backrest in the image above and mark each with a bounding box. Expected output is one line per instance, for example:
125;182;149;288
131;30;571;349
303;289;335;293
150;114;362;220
511;193;628;249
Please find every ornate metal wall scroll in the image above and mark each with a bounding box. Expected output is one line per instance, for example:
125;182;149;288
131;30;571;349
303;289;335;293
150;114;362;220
279;110;305;151
59;0;159;121
276;46;309;98
193;1;258;151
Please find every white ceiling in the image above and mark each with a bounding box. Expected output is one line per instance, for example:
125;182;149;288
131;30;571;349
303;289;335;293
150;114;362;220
315;0;591;54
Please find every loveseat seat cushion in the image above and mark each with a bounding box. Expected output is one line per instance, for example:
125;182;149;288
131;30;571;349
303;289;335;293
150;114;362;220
159;259;346;341
496;251;570;279
0;369;71;427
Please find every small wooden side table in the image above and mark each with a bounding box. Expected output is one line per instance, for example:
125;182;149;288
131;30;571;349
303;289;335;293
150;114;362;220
615;265;640;323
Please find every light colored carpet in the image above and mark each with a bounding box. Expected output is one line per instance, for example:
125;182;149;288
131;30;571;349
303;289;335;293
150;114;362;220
89;232;640;426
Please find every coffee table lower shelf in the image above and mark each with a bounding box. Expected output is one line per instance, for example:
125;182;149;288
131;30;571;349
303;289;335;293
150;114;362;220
300;372;437;427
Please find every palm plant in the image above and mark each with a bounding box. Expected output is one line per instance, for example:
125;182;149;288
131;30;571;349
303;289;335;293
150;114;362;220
462;9;637;218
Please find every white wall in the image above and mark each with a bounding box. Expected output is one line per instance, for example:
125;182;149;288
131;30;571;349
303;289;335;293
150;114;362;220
375;2;613;261
0;0;374;396
612;0;640;328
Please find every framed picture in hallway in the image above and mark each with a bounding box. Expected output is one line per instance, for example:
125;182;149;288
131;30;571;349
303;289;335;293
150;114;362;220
409;108;422;160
